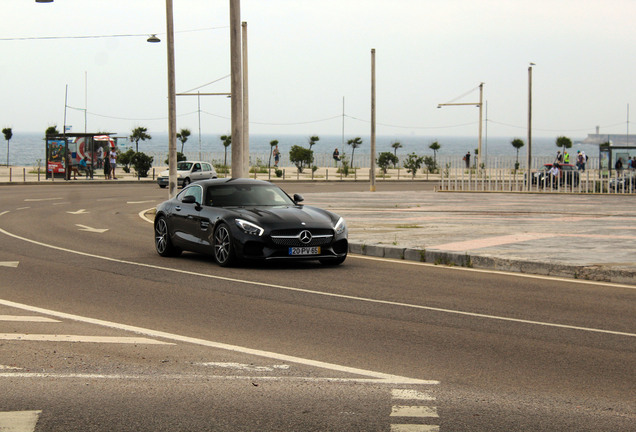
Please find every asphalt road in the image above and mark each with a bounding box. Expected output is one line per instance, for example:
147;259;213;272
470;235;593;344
0;183;634;431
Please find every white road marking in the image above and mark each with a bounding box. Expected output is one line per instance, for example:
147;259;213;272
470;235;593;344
0;315;59;322
391;389;439;430
0;211;9;217
24;198;61;202
0;261;19;268
196;362;290;372
0;410;41;432
0;298;437;385
75;224;108;233
0;334;174;345
127;200;156;204
0;227;633;338
0;372;424;384
0;365;22;370
392;389;435;401
390;405;438;418
67;209;88;215
139;207;155;223
391;425;439;432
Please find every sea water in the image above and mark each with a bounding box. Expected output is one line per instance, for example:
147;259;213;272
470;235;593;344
1;132;600;167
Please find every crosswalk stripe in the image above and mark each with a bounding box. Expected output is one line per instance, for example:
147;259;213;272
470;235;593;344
0;410;41;432
0;334;173;345
392;389;435;401
390;405;439;418
391;425;439;432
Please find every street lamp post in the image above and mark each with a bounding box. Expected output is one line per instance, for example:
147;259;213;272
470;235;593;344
526;63;534;191
164;0;178;198
438;83;484;169
370;49;376;192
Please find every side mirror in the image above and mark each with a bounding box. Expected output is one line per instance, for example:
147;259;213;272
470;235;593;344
182;195;201;210
293;193;304;205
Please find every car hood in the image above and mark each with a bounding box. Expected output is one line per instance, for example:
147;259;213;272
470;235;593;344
231;205;338;228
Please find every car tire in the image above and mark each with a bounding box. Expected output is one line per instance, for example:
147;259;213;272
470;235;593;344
213;223;236;267
155;216;181;257
159;184;166;189
182;178;190;188
319;255;346;266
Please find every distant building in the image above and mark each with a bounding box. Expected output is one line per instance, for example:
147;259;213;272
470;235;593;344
583;126;635;146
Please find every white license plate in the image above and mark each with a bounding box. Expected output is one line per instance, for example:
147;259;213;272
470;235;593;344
289;247;320;256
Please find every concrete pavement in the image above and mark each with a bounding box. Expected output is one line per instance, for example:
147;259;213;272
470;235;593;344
302;188;636;285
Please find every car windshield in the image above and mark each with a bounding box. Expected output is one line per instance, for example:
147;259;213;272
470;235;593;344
177;162;193;170
206;184;295;207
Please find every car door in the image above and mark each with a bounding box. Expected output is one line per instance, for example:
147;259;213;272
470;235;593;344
190;162;203;182
171;185;206;251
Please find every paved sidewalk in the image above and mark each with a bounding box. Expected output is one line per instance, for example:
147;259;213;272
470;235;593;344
302;190;636;285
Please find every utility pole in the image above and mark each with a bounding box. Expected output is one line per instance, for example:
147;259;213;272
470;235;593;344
370;49;376;192
230;0;244;178
242;21;249;173
526;63;534;191
165;0;178;197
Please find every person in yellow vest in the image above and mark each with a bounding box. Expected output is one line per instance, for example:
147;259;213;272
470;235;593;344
563;151;570;164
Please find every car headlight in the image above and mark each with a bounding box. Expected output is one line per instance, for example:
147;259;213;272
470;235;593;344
235;219;264;236
334;217;346;235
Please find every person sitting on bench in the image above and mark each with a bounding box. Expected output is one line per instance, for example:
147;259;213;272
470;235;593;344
79;156;93;179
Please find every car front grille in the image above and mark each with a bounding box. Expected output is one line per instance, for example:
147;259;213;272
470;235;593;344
270;229;333;247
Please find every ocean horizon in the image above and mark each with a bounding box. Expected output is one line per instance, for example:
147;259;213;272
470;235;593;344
1;132;602;167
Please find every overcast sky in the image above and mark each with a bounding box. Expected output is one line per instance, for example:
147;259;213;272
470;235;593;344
2;0;636;139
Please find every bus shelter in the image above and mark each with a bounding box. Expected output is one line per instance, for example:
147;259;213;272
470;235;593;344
599;144;636;176
45;133;115;180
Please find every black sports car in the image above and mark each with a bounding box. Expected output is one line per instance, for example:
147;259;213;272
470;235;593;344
154;178;348;266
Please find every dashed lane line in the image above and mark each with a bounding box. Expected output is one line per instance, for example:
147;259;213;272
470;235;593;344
0;315;59;322
0;334;174;344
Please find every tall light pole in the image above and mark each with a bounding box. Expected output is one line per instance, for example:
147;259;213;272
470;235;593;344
229;0;244;178
165;0;178;197
526;63;534;191
438;83;484;169
242;21;249;174
370;49;376;192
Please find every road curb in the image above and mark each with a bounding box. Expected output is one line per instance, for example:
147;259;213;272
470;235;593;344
349;243;636;285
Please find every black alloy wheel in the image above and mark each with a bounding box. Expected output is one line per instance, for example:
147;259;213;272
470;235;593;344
213;223;235;267
155;216;181;257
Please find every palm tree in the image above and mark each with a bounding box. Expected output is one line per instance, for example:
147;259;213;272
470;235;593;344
2;128;12;166
130;126;152;153
308;135;319;150
347;137;363;168
429;141;440;166
268;139;279;169
511;138;525;169
176;128;191;154
391;141;402;168
220;134;232;167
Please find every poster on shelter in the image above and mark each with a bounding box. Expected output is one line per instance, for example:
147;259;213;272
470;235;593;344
47;139;66;174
